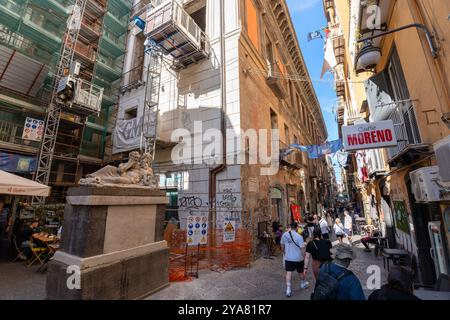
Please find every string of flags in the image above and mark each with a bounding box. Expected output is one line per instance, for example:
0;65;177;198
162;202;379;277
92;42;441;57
280;139;343;160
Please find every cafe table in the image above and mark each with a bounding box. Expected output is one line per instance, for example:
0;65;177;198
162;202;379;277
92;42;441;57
414;289;450;300
382;248;410;271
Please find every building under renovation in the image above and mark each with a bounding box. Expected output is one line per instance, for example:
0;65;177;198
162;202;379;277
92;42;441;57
0;0;130;203
111;0;330;258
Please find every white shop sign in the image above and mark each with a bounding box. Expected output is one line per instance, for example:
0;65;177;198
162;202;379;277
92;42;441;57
342;120;397;151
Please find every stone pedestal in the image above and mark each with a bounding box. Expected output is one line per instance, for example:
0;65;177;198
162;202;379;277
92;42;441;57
46;187;169;300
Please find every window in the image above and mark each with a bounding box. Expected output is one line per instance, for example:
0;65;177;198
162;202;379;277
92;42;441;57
245;0;260;50
284;124;290;145
125;107;137;120
189;6;206;32
265;33;274;65
270;109;278;130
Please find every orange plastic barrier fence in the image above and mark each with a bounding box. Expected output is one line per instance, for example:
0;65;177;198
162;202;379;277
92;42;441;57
168;229;252;282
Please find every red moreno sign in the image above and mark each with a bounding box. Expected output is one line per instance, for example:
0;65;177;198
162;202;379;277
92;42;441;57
342;120;398;151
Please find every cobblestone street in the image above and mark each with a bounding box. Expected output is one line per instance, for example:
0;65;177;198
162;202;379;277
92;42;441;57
147;238;387;300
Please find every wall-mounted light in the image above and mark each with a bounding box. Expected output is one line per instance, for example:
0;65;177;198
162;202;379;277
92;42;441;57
356;41;382;72
356;23;438;71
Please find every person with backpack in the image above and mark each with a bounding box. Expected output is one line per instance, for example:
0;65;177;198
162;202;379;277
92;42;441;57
368;266;420;300
280;222;310;297
333;218;345;244
304;227;332;279
311;244;365;300
302;215;317;242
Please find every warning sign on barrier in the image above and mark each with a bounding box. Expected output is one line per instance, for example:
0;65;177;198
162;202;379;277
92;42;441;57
187;215;208;246
223;220;236;243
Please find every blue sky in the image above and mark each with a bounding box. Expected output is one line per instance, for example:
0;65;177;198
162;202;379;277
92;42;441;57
286;0;342;181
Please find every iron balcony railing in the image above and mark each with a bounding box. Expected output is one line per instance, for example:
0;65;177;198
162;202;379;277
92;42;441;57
0;119;41;148
386;100;422;161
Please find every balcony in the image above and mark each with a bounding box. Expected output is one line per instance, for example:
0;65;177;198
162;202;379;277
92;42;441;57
99;30;126;58
387;102;431;166
21;8;64;51
110;0;133;16
120;64;145;93
33;0;71;16
145;0;211;69
280;141;301;170
86;0;107;18
80;15;103;41
0;0;22;29
74;40;97;64
96;54;122;81
104;10;128;35
266;60;288;99
0;119;40;153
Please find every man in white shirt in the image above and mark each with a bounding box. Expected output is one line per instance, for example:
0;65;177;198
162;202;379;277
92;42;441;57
344;208;353;245
319;214;330;239
280;222;310;297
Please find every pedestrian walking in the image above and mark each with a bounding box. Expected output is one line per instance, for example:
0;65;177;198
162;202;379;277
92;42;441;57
319;214;330;240
311;244;365;300
280;222;310;297
343;209;353;245
333;218;345;244
302;215;317;242
304;227;332;279
275;225;283;248
368;266;420;300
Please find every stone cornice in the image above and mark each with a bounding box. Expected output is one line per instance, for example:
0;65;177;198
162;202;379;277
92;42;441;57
264;0;328;140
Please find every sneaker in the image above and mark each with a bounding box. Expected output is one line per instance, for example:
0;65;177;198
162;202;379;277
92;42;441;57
286;290;292;298
300;280;310;289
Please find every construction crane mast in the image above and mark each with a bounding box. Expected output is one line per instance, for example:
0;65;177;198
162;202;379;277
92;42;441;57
33;0;88;205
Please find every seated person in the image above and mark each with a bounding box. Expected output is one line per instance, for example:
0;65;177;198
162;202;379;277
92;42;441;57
17;221;40;260
361;228;381;252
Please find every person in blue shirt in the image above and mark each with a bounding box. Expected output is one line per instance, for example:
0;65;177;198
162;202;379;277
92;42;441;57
317;244;366;300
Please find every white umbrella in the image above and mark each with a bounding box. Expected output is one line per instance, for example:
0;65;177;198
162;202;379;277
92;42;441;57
0;170;50;197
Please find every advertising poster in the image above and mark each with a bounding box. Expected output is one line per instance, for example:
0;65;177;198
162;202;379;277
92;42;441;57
22;117;44;142
186;215;208;246
393;201;410;234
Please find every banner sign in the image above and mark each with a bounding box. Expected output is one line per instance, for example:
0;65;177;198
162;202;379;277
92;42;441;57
187;215;208;246
291;204;301;222
22;117;44;142
342;120;397;151
223;220;236;243
0;152;37;173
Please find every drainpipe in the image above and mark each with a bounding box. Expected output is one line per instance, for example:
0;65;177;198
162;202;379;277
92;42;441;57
209;0;227;231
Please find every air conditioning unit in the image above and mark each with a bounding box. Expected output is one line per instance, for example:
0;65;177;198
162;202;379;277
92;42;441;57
434;135;450;182
410;166;450;203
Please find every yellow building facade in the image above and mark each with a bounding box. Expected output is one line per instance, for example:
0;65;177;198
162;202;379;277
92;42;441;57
325;0;450;286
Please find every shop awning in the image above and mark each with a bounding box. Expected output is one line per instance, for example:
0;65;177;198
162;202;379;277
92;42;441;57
0;170;50;197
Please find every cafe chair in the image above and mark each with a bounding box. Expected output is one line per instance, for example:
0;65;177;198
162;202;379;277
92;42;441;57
10;234;28;263
27;237;47;267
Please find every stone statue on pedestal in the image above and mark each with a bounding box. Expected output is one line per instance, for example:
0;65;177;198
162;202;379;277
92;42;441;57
79;151;158;188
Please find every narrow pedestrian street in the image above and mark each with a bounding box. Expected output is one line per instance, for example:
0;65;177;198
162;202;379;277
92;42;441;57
0;237;386;300
147;237;386;300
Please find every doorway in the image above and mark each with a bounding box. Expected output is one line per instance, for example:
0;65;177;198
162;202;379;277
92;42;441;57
406;176;437;285
270;187;283;225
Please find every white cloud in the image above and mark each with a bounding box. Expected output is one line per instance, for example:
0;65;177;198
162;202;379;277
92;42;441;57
287;0;321;13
